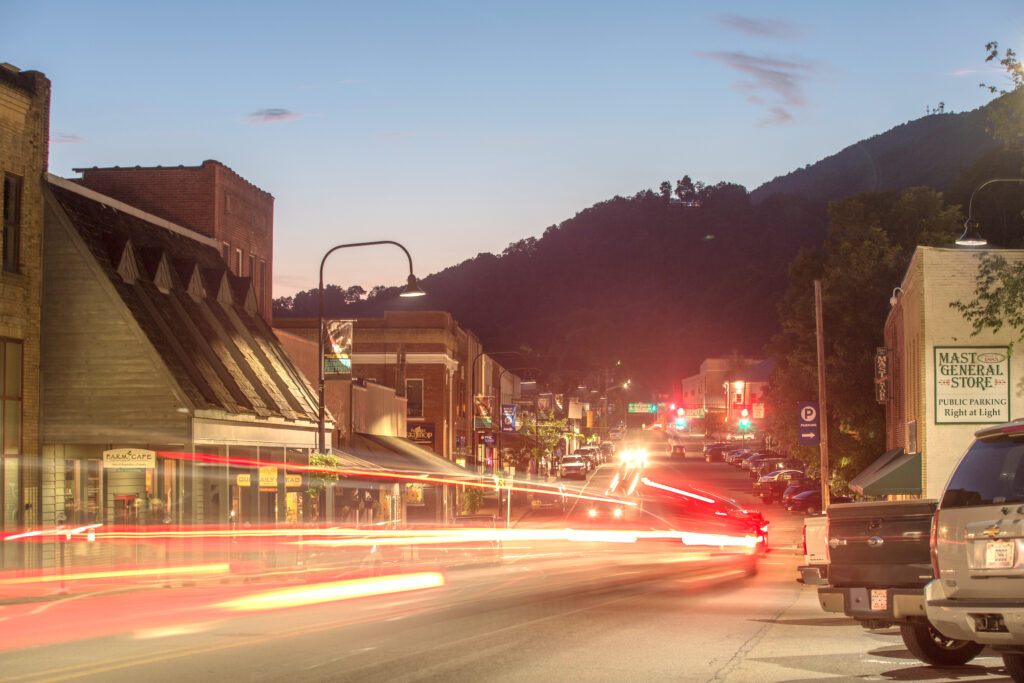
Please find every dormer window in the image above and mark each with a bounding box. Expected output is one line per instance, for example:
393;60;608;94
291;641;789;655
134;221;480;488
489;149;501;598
153;253;173;294
116;240;140;284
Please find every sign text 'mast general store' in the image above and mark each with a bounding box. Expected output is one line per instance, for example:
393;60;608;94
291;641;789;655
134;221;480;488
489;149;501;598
934;346;1010;424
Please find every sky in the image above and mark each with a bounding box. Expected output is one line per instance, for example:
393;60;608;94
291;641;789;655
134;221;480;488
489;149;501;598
8;1;1024;298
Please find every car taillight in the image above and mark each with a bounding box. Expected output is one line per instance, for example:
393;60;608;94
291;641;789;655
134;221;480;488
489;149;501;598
930;509;940;578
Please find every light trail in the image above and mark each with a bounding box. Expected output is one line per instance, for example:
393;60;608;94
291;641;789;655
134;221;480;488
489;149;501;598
214;571;446;612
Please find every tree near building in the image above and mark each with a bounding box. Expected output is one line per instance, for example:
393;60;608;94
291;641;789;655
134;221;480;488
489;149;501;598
949;43;1024;342
765;187;961;488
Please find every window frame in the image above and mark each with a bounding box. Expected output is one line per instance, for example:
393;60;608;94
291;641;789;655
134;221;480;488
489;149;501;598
2;174;23;273
406;378;424;418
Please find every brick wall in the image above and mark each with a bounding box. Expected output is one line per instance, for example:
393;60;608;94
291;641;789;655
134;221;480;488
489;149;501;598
0;65;49;552
892;246;1024;498
74;160;275;322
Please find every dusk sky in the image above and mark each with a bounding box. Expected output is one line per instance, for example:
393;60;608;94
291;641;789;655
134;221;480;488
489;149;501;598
8;1;1024;297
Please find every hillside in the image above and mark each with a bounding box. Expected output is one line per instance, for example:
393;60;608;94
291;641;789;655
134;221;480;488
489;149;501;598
275;104;1003;392
750;106;997;204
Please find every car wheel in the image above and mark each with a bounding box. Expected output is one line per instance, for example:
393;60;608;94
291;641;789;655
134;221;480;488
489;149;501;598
899;620;984;666
805;504;818;515
1003;653;1024;682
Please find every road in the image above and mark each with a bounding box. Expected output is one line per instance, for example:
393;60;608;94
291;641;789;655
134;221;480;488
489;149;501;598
0;446;1013;682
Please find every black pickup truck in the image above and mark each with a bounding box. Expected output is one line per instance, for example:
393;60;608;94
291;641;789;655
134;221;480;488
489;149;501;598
816;500;983;665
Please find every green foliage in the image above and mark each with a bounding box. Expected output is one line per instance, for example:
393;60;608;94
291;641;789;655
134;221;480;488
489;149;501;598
980;42;1024;153
947;43;1024;342
951;254;1024;349
766;187;961;483
307;452;342;493
462;486;484;515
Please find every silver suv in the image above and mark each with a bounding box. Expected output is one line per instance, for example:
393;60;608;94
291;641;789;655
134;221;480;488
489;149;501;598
925;421;1024;680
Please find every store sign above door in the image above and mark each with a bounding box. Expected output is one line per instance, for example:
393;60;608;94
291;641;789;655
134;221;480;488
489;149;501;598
102;448;156;469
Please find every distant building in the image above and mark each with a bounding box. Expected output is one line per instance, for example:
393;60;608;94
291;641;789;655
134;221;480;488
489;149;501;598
0;63;49;569
71;161;274;322
679;357;769;438
275;311;483;523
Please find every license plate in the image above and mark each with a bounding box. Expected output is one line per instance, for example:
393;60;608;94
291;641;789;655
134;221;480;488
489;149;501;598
870;589;887;611
986;540;1015;569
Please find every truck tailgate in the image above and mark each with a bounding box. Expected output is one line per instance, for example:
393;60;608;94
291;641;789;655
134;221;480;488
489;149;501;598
827;500;936;588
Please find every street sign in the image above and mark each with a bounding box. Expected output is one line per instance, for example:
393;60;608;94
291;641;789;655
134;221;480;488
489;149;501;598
627;403;657;413
798;402;820;446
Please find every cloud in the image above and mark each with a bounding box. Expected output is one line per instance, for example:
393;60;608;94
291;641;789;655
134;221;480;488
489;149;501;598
717;14;803;40
53;132;84;144
695;51;814;125
244;108;303;124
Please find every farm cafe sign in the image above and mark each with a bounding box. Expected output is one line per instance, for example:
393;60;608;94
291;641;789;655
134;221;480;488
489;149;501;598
935;347;1010;424
102;448;156;469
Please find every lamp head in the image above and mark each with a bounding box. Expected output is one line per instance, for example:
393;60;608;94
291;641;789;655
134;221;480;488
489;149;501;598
956;218;987;247
400;273;426;297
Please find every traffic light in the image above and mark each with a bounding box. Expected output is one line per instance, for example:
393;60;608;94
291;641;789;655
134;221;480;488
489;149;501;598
739;417;751;429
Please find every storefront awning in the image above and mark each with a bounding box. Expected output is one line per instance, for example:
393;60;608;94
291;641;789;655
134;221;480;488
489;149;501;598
848;448;922;497
347;433;474;478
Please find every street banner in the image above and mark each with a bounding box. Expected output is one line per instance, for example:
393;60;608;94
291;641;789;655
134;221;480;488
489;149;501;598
501;404;517;433
324;320;353;376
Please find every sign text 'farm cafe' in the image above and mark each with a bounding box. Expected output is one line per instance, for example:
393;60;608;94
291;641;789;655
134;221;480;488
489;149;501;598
935;346;1010;424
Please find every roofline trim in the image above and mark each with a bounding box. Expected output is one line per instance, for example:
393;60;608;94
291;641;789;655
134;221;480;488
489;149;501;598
46;173;222;249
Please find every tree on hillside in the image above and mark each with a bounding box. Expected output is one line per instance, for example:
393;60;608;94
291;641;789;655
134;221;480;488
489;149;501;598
949;42;1024;342
765;188;961;488
659;181;672;201
981;42;1024;154
675;175;695;201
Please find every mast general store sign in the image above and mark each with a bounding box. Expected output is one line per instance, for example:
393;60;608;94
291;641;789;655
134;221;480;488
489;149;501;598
934;346;1010;424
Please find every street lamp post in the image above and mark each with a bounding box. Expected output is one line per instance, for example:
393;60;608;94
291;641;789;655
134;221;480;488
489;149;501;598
956;178;1024;246
317;240;424;455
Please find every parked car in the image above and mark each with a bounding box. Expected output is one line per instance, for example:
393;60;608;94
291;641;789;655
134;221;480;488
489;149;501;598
787;489;852;515
725;449;751;465
574;447;599;469
750;457;786;479
781;478;818;507
559;455;588;479
816;500;982;666
740;452;780;472
924;420;1024;679
705;446;728;463
753;469;805;503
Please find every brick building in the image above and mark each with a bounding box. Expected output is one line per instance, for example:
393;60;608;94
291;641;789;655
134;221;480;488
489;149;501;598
0;63;49;568
71;161;274;322
275;310;481;462
862;246;1024;499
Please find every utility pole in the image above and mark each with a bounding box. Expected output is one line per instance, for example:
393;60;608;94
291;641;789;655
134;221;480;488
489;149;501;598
814;280;831;513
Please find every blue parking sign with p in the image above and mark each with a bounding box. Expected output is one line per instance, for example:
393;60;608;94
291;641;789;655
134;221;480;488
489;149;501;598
798;402;820;446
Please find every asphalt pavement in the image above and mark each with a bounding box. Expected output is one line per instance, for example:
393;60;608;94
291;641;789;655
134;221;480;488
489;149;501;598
0;449;1014;682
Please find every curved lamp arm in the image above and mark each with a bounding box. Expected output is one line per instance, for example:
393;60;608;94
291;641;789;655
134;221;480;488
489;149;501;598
957;178;1024;246
317;240;423;453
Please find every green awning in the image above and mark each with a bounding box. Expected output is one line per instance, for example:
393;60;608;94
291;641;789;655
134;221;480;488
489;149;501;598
848;448;922;497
